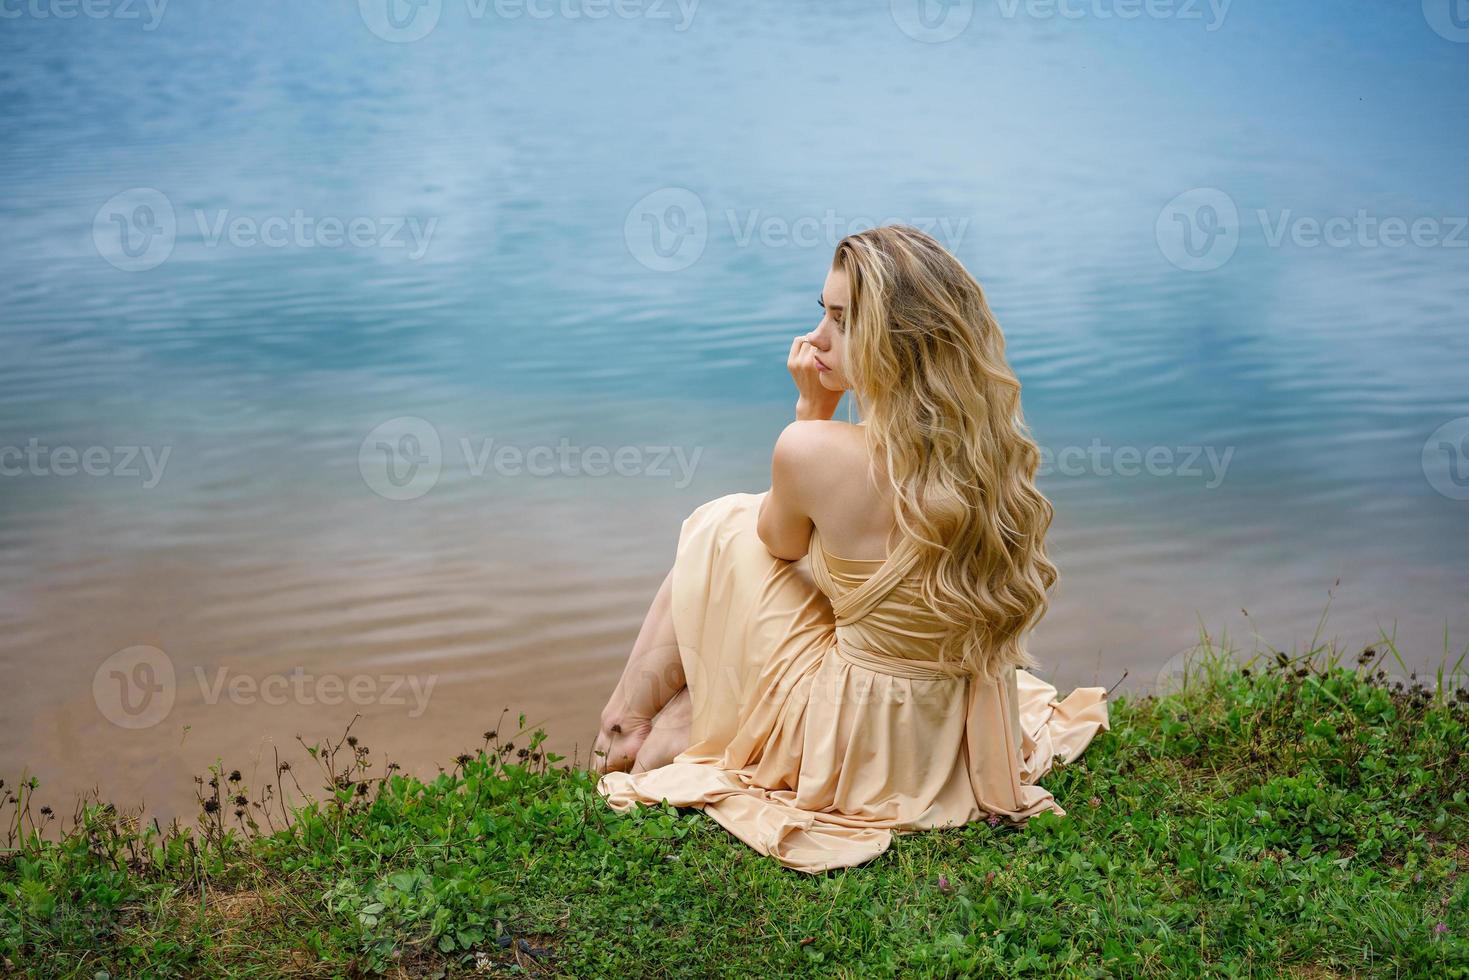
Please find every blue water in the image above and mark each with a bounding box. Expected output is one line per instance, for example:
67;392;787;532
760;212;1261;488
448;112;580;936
2;1;1466;809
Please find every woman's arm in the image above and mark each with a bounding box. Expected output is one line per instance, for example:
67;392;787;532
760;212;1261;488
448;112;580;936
758;332;846;559
756;420;828;561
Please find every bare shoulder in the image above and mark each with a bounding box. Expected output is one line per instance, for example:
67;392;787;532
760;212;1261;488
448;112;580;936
773;419;871;489
774;420;895;559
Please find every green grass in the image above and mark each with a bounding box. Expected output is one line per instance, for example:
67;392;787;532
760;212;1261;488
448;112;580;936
3;630;1467;978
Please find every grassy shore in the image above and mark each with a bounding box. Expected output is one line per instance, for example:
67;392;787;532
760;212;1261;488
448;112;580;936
2;633;1466;978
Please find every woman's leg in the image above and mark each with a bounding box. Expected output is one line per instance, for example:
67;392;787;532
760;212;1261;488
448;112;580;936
592;567;687;774
631;686;692;773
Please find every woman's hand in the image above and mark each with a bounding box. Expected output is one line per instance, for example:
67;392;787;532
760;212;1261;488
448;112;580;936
788;333;843;422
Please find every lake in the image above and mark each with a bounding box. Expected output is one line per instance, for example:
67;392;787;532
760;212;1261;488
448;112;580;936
2;0;1466;815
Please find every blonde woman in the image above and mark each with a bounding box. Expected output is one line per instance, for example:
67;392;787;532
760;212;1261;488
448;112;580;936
592;225;1110;874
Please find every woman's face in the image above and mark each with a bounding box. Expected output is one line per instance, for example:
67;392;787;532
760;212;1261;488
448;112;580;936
811;265;851;391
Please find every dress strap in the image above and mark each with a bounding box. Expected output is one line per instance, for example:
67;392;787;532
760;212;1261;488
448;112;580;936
808;525;923;626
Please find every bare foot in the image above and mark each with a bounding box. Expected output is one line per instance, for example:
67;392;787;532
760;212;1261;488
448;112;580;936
631;687;693;773
592;712;653;775
593;570;685;775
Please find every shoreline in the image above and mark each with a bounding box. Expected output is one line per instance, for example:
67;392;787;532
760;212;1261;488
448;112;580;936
3;636;1466;976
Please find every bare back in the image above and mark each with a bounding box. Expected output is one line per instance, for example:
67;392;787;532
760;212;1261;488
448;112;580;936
804;422;904;563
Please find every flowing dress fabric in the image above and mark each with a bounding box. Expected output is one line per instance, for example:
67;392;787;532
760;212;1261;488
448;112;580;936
596;492;1110;873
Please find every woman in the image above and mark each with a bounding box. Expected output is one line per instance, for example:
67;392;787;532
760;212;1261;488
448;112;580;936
592;225;1110;874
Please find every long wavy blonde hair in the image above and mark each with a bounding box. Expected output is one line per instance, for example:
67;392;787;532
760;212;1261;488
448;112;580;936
834;225;1057;682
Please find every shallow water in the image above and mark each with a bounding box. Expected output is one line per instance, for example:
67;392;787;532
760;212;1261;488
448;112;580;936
2;1;1466;816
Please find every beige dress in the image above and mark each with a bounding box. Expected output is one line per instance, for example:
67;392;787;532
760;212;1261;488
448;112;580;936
596;491;1110;874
